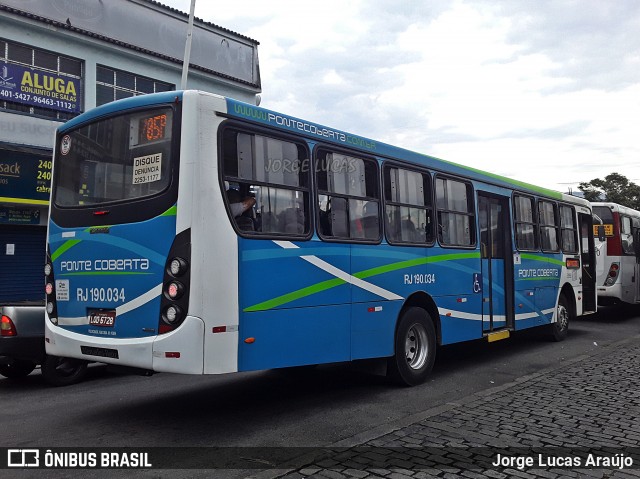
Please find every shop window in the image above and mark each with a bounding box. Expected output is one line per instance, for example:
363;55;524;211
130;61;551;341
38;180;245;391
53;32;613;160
0;38;83;120
95;65;174;106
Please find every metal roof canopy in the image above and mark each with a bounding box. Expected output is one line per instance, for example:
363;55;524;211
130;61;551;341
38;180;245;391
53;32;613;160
0;0;260;88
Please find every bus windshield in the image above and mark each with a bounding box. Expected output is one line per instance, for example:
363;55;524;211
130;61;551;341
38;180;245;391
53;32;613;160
54;107;173;207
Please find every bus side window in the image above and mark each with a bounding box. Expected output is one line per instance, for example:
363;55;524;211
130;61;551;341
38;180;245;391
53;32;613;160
513;195;537;251
316;150;379;242
221;129;310;237
435;177;475;247
621;216;634;254
384;165;433;245
538;200;559;252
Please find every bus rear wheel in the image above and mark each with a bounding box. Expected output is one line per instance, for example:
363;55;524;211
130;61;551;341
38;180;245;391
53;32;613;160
41;355;88;387
549;295;570;342
387;307;436;386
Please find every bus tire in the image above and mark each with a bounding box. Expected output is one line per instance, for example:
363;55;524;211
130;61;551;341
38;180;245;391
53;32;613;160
0;359;37;379
549;295;570;342
41;355;88;387
387;307;436;386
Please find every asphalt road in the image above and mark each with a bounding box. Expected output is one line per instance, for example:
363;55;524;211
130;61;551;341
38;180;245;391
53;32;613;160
2;304;639;478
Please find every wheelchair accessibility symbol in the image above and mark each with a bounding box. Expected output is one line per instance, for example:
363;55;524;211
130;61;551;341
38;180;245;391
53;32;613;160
473;273;482;293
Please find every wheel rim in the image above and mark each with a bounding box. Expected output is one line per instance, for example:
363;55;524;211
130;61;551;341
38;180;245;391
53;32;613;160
557;304;569;331
404;322;429;370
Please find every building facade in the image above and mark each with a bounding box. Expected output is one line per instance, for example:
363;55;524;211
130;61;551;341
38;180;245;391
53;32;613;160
0;0;261;303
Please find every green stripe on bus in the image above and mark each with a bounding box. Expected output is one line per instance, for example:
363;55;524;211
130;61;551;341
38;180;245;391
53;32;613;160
519;253;565;266
161;205;177;216
355;252;481;279
243;251;481;312
428;157;564;200
51;239;81;261
59;272;154;276
244;278;346;312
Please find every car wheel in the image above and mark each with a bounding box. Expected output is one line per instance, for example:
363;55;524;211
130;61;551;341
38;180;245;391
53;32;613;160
41;355;88;387
387;307;436;386
0;359;37;379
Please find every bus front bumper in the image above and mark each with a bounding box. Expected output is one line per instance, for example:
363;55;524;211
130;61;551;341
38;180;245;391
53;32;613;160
44;315;205;374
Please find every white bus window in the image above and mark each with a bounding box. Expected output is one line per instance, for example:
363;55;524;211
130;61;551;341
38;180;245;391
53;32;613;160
222;129;309;236
435;177;475;247
560;205;578;254
539;200;559;252
316;149;379;241
621;216;634;254
514;195;537;251
384;166;433;245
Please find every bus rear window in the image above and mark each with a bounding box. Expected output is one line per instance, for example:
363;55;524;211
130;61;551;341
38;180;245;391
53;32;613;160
54;107;174;207
592;206;613;224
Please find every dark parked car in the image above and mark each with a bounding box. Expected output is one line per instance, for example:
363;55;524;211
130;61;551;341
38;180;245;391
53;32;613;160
0;303;88;386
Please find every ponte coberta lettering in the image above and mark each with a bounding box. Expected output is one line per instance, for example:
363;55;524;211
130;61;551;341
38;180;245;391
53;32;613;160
233;103;376;150
60;258;150;273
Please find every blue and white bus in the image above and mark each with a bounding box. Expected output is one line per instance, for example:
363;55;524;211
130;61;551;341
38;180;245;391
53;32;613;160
45;91;597;386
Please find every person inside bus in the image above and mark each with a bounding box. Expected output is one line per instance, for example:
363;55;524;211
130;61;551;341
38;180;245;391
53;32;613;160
226;186;256;231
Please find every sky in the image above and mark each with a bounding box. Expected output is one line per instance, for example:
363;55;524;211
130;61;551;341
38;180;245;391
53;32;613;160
161;0;640;194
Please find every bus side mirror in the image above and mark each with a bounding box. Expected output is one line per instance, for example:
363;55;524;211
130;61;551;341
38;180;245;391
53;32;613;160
597;225;605;242
635;231;640;258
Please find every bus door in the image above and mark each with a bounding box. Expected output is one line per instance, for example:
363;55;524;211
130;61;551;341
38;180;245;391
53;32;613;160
578;213;597;312
633;218;640;303
478;193;514;332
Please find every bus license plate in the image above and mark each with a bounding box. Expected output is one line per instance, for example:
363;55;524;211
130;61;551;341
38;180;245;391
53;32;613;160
88;310;116;327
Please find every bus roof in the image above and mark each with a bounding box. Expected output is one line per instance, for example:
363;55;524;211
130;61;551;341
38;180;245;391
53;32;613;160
592;202;640;218
58;90;589;208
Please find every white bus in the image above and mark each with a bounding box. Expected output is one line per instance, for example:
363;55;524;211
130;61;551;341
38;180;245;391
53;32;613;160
591;202;640;305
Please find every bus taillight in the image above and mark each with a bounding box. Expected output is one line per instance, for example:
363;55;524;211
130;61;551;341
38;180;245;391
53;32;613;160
604;262;620;286
44;253;58;325
158;230;191;334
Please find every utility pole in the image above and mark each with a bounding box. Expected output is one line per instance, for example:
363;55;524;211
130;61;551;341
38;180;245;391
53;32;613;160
180;0;196;90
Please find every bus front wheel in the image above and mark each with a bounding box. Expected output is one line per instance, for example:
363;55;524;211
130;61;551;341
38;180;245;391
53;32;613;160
387;307;436;386
549;295;570;342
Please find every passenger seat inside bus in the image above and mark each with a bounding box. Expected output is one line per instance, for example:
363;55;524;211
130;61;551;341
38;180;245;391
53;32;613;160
400;219;418;242
361;201;379;239
280;207;305;234
330;198;349;237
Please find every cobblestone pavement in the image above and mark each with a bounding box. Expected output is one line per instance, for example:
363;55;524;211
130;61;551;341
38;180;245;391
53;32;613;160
249;334;640;479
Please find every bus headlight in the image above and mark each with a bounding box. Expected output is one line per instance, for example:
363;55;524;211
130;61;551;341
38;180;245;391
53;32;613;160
44;263;52;276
